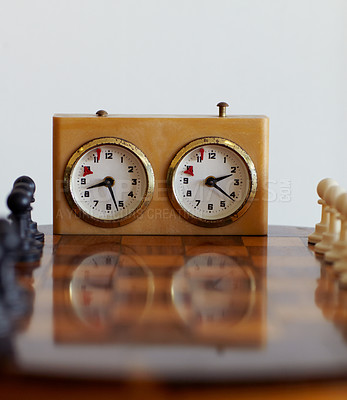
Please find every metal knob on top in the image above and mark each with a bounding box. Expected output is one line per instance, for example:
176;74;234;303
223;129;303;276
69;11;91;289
217;102;229;118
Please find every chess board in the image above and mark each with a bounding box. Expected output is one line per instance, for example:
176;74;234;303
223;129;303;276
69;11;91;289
3;226;347;384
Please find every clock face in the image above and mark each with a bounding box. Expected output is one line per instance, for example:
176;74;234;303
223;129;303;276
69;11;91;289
167;137;257;227
64;138;154;227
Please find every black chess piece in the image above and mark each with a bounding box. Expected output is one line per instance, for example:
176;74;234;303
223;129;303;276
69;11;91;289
0;240;11;338
7;189;42;263
11;182;43;251
0;219;33;357
0;219;31;318
0;219;20;260
13;176;44;242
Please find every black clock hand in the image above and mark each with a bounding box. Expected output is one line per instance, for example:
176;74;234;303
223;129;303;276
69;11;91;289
205;176;235;202
107;185;119;212
212;182;235;202
213;173;233;183
87;180;108;189
87;177;119;211
87;176;114;190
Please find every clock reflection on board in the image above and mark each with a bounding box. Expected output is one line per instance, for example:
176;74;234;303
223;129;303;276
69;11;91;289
172;253;255;322
54;237;265;347
54;237;154;342
69;251;119;329
171;250;263;347
69;250;154;334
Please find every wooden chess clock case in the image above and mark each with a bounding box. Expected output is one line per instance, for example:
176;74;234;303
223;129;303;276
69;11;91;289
53;111;269;235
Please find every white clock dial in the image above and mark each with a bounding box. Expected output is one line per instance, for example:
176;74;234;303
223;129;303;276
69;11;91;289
64;138;154;227
167;137;257;227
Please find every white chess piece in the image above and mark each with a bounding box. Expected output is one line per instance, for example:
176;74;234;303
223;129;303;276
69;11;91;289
314;185;345;254
308;178;338;244
325;193;347;262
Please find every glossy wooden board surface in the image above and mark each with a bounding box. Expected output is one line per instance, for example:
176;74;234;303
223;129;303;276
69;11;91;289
2;226;347;398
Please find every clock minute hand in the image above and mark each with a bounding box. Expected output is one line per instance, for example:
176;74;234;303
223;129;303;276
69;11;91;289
212;182;235;202
107;186;119;212
103;177;119;212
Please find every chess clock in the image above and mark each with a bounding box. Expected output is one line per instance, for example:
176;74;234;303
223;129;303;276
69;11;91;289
53;103;269;235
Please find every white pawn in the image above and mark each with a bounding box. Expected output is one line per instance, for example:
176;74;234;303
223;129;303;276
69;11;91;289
314;185;345;254
308;178;338;244
325;193;347;262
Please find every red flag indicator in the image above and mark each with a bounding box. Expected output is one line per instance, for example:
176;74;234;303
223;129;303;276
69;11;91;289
96;148;101;162
83;166;93;177
184;166;194;176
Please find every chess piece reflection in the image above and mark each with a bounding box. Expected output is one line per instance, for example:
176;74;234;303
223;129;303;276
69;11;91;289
315;264;347;343
0;219;35;368
0;219;32;319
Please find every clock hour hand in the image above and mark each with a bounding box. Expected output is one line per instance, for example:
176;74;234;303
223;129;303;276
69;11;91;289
212;173;233;183
87;176;114;190
87;180;108;189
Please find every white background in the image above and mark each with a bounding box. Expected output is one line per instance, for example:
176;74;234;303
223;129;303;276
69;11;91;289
0;0;346;227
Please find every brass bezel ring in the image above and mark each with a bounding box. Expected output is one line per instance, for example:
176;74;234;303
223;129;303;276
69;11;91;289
166;137;257;228
63;137;155;228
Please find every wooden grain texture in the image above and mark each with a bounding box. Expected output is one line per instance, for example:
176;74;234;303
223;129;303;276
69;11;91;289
52;114;268;235
1;226;347;399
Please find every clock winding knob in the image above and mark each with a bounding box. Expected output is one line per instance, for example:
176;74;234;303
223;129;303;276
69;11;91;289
217;102;229;118
96;110;108;117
